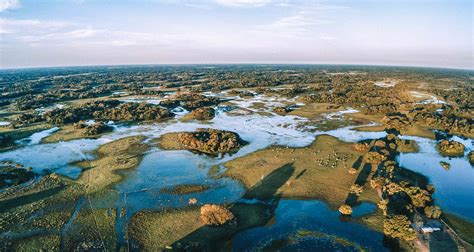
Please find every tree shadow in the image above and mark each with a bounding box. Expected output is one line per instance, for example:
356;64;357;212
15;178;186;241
295;169;307;180
244;163;295;201
166;163;295;251
351;156;364;170
0;185;65;213
345;162;374;205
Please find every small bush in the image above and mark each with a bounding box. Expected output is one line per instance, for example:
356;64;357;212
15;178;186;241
424;206;442;219
338;204;353;215
383;215;416;241
200;204;234;226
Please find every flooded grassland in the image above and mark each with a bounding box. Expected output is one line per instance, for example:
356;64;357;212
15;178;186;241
0;66;473;251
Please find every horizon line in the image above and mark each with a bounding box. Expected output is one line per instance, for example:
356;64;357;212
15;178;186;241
1;62;473;72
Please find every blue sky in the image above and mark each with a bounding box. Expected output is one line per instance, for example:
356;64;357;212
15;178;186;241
0;0;472;69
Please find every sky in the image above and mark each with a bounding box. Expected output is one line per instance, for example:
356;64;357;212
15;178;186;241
0;0;472;69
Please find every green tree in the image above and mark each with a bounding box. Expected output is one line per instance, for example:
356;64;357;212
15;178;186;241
383;215;417;241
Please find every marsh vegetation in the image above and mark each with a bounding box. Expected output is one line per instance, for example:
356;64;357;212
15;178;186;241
0;65;472;251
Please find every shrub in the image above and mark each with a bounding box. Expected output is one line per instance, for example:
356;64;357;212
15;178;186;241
364;152;386;164
338;204;353;215
189;107;215;120
177;128;246;154
374;140;386;148
384;182;404;195
348;168;358;175
83;122;113;136
200;204;234;226
439;161;450;170
370;177;385;189
273;106;291;115
383;215;416;241
350;184;364;196
381;113;411;131
378;199;389;215
354;142;370;152
437;140;465;157
405;186;431;208
424;206;442;219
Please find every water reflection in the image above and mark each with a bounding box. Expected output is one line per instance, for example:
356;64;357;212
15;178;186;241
232;200;387;251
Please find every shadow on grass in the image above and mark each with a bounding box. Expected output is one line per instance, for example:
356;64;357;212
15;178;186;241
345;162;373;205
244;163;295;201
352;156;364;170
0;185;65;213
168;163;295;251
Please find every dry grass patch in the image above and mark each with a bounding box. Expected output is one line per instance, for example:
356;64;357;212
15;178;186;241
42;124;110;143
289;103;342;119
128;203;271;251
224;134;379;208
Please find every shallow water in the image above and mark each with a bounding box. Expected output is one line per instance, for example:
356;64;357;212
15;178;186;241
232;200;387;251
16;127;60;145
114;149;244;212
1;93;473;247
324;108;359;120
398;135;474;221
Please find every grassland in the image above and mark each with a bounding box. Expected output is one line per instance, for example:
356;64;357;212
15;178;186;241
41;125;111;143
289;103;343;119
154;132;183;150
443;213;474;249
128;203;273;251
224;134;380;208
75;135;149;193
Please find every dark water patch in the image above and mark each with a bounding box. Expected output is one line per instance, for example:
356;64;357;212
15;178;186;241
232;200;387;251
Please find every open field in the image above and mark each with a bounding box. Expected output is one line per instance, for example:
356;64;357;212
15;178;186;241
224;134;380;208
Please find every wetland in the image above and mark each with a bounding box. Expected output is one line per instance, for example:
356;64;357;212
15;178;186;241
0;65;472;251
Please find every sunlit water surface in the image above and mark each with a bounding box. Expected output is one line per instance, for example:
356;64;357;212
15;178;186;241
0;93;472;247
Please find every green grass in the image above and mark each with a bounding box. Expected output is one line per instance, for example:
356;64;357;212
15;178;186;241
443;213;474;246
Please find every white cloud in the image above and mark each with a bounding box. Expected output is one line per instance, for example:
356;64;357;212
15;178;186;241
270;11;331;29
0;0;20;12
0;17;231;49
19;28;99;42
319;35;336;41
213;0;272;8
0;18;70;31
252;4;348;40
